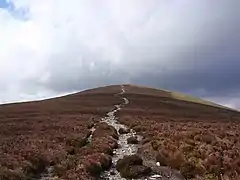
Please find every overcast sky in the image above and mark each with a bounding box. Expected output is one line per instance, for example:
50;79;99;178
0;0;239;108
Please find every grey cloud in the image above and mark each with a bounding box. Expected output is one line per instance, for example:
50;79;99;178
0;0;240;108
36;0;240;96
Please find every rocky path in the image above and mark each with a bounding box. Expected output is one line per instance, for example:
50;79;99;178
100;85;141;179
100;85;171;180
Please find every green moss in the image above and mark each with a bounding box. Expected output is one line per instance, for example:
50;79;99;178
170;92;227;109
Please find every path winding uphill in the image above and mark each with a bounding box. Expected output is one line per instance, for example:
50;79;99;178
99;85;185;180
1;84;240;180
100;85;141;179
41;85;186;180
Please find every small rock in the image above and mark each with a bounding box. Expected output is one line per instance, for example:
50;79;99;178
116;154;152;178
118;128;130;134
127;136;139;144
151;174;162;178
120;165;152;179
116;154;143;171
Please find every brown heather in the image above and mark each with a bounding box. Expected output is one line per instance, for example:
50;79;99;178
1;84;240;179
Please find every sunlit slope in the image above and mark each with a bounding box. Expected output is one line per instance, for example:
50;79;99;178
123;84;237;112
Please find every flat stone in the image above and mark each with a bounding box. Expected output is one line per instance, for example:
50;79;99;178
127;136;139;144
119;128;130;134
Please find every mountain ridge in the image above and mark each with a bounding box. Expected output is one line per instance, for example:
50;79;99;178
0;84;237;113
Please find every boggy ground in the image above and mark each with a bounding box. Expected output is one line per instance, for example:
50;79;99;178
118;85;240;180
0;85;122;180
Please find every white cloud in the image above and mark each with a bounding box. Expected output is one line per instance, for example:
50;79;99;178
206;96;240;110
0;0;239;105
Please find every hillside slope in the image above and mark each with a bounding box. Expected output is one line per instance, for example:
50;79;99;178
124;84;236;111
0;84;240;180
0;85;122;180
118;85;240;179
